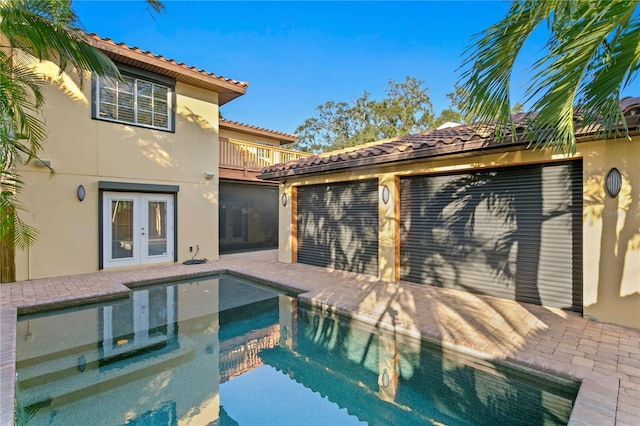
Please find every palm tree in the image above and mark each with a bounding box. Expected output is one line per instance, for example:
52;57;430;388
460;0;639;153
0;0;164;282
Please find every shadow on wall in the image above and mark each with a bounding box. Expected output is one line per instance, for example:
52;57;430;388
583;153;640;326
296;180;379;275
399;162;582;312
47;75;218;175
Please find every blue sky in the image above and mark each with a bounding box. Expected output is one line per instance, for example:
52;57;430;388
74;1;543;134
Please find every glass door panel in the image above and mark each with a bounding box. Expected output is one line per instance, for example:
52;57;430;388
111;200;135;260
146;200;168;257
142;195;173;264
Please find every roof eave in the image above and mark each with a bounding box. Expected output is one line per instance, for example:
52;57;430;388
259;113;640;181
220;120;297;143
257;137;529;180
86;36;247;105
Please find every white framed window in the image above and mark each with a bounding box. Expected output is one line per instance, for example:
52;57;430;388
94;71;174;131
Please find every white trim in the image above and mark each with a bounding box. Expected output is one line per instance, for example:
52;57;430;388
102;192;174;268
133;290;149;345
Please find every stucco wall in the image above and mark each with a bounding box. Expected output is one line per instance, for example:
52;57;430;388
278;136;640;328
581;138;640;328
14;61;220;280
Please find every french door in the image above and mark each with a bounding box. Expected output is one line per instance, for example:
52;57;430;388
102;285;176;361
103;192;174;268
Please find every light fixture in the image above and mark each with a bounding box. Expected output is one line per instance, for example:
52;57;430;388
381;185;390;204
204;171;215;180
77;355;86;372
281;192;287;207
77;184;86;202
381;369;389;388
605;168;622;198
35;159;51;168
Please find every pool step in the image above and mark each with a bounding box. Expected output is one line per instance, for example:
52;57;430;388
15;335;196;408
17;346;103;388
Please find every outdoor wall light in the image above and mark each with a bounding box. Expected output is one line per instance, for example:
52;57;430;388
204;171;215;180
605;168;622;198
77;355;86;372
381;185;390;205
281;192;287;207
77;184;86;202
381;369;389;388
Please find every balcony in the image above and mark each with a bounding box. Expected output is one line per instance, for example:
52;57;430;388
219;137;311;181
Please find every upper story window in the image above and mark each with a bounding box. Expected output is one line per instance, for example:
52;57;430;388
93;67;175;132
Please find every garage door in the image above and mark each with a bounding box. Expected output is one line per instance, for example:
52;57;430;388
400;161;582;311
297;180;378;275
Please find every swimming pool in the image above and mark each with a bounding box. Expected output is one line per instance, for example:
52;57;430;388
15;274;578;425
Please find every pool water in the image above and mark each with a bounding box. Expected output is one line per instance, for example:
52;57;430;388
15;274;578;425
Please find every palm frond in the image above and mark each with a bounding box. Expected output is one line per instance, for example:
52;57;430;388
0;0;126;254
459;0;640;153
145;0;166;15
1;0;120;78
459;0;556;139
581;14;640;135
0;193;40;250
525;0;639;152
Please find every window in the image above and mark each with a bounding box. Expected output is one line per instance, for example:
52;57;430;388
94;70;175;131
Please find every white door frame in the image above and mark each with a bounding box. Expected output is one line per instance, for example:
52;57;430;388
103;192;174;268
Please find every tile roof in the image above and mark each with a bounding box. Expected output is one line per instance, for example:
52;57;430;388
220;118;297;143
258;97;640;180
85;33;248;105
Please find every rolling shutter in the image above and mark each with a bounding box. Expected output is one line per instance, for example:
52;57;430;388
297;180;378;275
400;161;582;311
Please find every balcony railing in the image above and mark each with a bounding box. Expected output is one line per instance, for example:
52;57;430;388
219;325;281;383
220;137;311;173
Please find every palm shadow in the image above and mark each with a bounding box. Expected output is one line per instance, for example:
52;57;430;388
296;179;379;276
399;161;582;312
583;153;640;326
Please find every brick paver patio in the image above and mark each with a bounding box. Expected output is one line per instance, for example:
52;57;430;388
1;250;638;425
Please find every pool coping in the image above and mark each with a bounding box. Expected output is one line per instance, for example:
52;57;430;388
0;259;634;425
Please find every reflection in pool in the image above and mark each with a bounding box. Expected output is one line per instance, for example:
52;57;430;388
15;274;578;425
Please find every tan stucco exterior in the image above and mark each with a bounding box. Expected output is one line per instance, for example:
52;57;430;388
14;59;222;280
278;136;640;329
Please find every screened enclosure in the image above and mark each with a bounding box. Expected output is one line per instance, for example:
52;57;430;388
219;181;279;253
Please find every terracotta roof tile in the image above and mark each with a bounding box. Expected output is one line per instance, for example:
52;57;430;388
219;118;297;142
259;97;640;180
87;33;248;88
84;32;247;105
